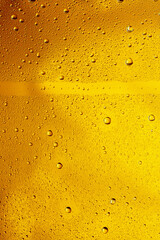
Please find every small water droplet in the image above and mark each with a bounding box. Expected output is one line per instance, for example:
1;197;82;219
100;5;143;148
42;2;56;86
57;162;63;169
19;19;24;23
110;198;116;205
65;207;71;213
102;227;108;234
103;117;111;124
41;71;46;75
11;14;17;20
64;9;69;13
148;114;155;121
59;75;64;80
53;142;58;147
44;39;49;43
13;26;19;31
127;26;134;32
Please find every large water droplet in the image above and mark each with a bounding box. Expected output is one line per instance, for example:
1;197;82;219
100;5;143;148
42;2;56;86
65;207;71;213
148;114;155;121
125;58;133;65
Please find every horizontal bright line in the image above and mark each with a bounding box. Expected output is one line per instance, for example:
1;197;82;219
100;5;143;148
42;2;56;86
0;81;159;96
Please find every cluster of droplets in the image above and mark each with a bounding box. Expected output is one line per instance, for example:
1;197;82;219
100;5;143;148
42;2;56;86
47;130;63;168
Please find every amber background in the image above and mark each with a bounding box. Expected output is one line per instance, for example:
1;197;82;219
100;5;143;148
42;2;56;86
0;0;160;239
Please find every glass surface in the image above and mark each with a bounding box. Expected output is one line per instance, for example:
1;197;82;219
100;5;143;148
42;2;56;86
0;0;160;239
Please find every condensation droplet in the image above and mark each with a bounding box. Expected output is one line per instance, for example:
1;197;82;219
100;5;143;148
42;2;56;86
148;114;155;121
11;14;17;20
53;142;58;147
64;9;69;13
65;207;71;213
125;58;133;65
41;71;46;75
102;227;108;234
19;19;24;23
59;75;64;80
13;26;19;31
57;162;63;169
127;26;134;32
103;117;111;124
110;198;116;204
44;39;49;43
47;130;53;136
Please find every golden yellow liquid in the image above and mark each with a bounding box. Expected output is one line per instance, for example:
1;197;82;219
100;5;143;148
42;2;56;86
0;0;160;239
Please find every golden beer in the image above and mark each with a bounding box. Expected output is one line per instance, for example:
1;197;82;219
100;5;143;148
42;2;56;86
0;0;160;239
